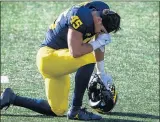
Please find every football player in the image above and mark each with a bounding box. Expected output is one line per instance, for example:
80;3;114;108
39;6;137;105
0;1;120;121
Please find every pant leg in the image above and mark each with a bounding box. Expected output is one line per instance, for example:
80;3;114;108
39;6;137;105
36;46;96;77
44;75;70;116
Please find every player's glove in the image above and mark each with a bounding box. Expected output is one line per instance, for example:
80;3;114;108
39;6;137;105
89;33;111;50
98;72;113;90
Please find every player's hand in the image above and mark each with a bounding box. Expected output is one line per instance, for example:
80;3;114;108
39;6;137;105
98;72;113;90
96;33;111;46
89;33;111;50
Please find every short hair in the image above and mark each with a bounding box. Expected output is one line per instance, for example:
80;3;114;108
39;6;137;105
101;9;121;33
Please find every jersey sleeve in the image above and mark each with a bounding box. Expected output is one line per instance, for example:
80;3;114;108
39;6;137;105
67;6;94;34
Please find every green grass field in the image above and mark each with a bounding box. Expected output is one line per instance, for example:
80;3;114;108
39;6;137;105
1;1;159;122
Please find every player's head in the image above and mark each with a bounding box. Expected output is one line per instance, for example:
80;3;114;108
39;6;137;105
101;9;121;33
92;9;106;34
92;9;121;34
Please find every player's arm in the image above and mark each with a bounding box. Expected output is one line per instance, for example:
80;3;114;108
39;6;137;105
94;47;113;88
68;28;111;58
94;48;104;62
94;47;105;75
68;28;93;58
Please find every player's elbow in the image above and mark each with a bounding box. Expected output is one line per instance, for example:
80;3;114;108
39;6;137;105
70;50;82;58
71;52;82;58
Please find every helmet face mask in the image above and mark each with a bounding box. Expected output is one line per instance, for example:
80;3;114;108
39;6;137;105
88;74;118;114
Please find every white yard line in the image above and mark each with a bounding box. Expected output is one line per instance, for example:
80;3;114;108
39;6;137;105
1;76;9;83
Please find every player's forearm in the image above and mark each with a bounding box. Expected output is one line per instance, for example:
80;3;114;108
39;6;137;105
68;29;111;58
70;41;105;58
94;48;104;62
70;43;93;58
94;49;105;74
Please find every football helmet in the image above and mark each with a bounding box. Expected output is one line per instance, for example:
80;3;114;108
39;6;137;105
88;74;118;114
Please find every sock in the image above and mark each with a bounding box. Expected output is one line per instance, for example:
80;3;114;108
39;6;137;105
13;96;56;116
72;63;95;107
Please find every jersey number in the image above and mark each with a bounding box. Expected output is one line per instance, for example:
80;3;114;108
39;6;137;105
70;16;83;29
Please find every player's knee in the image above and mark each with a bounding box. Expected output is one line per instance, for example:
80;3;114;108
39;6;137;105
51;105;68;116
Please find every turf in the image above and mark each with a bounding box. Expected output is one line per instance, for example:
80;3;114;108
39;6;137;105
1;1;159;122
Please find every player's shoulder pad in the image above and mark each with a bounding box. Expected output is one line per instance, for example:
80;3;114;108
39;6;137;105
77;6;94;27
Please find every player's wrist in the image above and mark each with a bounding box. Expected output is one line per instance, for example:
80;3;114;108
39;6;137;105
96;60;105;74
99;46;105;52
